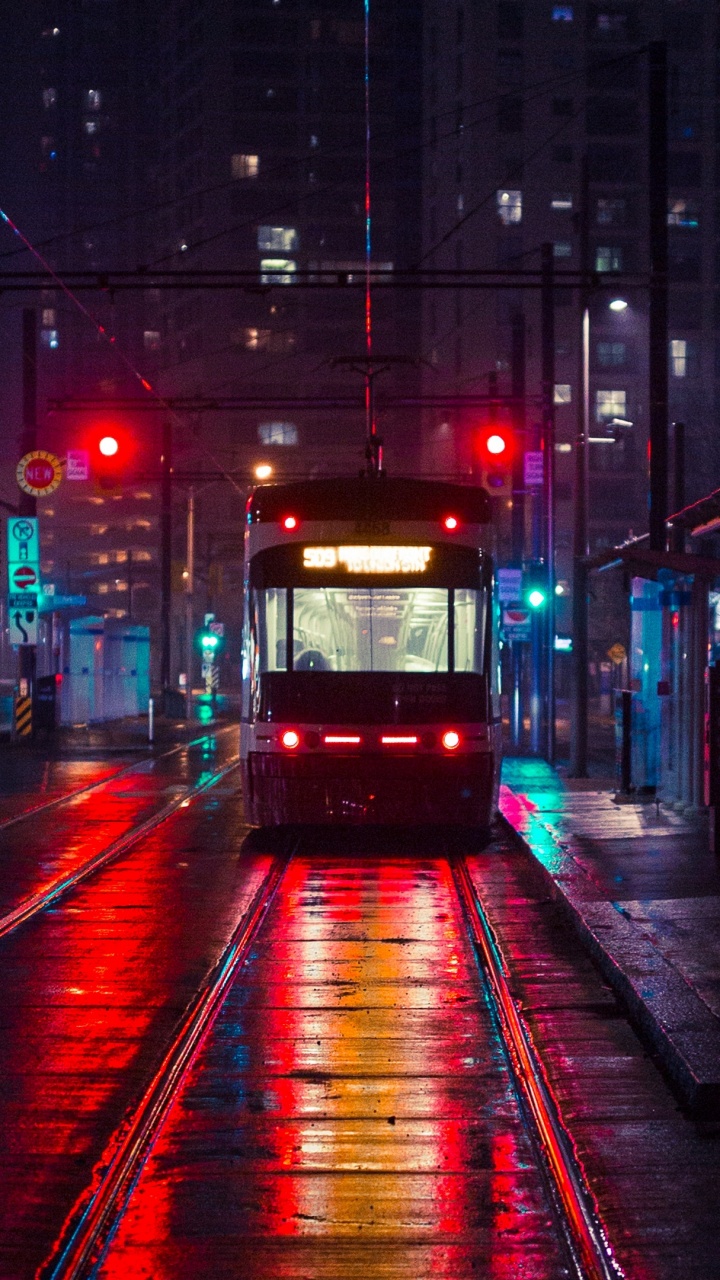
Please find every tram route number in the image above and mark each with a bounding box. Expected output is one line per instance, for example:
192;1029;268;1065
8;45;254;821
353;520;390;537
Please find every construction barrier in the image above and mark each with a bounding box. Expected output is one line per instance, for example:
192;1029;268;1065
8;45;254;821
14;695;32;738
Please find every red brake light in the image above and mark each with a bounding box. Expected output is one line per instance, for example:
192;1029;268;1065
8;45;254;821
441;730;461;751
443;515;459;531
282;515;298;531
281;729;300;749
324;735;362;745
380;735;418;746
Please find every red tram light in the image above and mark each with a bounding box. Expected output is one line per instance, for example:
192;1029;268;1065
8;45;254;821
281;729;300;749
443;515;459;531
381;734;418;746
324;734;362;745
282;515;298;531
441;730;461;751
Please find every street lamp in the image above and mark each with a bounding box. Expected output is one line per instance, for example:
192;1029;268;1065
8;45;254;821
255;463;273;480
609;298;628;313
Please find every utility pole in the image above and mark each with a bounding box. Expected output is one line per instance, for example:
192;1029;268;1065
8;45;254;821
18;309;37;695
672;421;685;554
541;243;556;762
570;156;590;777
185;487;195;721
510;310;526;749
160;421;172;713
648;41;669;551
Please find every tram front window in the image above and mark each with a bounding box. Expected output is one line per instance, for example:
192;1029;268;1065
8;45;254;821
255;587;485;673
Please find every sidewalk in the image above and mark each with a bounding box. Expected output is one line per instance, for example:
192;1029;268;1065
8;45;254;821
500;758;720;1115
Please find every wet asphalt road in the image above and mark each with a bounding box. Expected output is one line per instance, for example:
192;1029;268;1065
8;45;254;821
1;737;720;1278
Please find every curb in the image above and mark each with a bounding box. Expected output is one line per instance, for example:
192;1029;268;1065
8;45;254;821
499;793;720;1117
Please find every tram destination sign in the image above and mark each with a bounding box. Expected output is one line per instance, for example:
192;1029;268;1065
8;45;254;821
303;546;432;574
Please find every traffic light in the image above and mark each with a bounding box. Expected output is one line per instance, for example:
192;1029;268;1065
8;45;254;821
477;425;514;497
524;563;549;610
92;430;130;491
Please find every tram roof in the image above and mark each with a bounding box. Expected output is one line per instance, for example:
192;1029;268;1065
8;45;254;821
247;477;491;524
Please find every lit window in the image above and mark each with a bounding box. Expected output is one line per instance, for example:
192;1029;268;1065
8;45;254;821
40;329;59;349
552;5;573;19
97;583;110;594
132;550;153;561
496;190;522;225
258;226;298;252
42;88;57;109
596;12;626;34
595;245;623;272
84;120;99;135
551;193;573;211
554;242;572;258
143;330;161;350
86;89;101;111
597;198;626;226
231;153;259;179
668;199;699;229
95;553;110;566
554;384;572;404
258;421;299;446
42;308;56;327
596;389;626;422
597;341;626;367
670;339;687;377
260;258;296;284
237;327;270;350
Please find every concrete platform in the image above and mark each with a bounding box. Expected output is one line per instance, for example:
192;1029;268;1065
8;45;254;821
500;758;720;1116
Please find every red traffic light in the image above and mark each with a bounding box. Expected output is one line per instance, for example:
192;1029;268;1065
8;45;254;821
91;428;132;490
477;425;514;464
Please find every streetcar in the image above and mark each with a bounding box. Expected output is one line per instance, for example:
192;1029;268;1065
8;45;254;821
240;476;501;827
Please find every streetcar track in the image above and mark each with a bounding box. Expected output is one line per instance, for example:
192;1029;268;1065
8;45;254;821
0;755;241;943
452;855;623;1280
0;725;236;833
37;838;622;1280
39;852;290;1280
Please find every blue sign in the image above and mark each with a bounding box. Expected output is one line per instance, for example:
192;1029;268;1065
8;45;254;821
38;594;87;612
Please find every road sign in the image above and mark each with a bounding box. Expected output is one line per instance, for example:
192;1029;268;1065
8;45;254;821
204;612;215;626
6;516;39;565
9;605;38;646
16;450;63;497
209;621;224;636
38;593;87;612
524;451;544;487
66;449;90;481
502;605;531;640
9;591;38;610
10;564;39;592
497;568;523;603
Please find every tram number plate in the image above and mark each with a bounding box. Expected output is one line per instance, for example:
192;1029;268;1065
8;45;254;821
353;520;390;537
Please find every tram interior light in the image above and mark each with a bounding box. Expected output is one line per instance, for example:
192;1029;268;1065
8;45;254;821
609;298;628;312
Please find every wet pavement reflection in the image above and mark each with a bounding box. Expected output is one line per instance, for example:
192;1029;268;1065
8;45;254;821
97;855;567;1279
0;732;238;922
0;752;269;1280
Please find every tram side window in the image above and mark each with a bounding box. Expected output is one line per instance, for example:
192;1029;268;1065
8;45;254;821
257;587;287;671
454;589;486;673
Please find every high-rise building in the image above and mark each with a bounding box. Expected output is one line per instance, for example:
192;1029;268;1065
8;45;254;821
421;0;718;624
0;3;158;640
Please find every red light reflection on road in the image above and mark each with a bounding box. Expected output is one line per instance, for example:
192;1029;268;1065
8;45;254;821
98;856;567;1278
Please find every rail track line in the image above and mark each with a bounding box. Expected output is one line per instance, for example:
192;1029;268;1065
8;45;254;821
40;853;289;1280
0;725;236;833
0;754;241;942
39;841;622;1280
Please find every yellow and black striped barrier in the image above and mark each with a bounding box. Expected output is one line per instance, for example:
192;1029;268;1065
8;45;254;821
14;696;32;739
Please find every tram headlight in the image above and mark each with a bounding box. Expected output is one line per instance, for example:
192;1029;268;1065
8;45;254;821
441;730;461;751
281;729;300;749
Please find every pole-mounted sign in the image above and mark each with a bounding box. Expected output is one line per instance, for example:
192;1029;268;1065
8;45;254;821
16;450;63;497
6;516;40;646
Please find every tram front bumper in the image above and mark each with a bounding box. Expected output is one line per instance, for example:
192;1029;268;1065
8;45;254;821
244;751;495;826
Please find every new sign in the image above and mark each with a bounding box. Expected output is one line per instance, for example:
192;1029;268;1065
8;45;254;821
16;450;63;498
